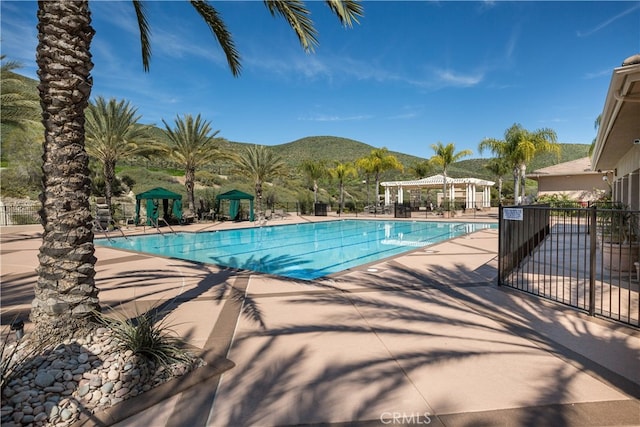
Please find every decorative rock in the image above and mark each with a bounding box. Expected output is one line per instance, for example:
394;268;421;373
0;329;199;427
114;387;129;399
35;412;48;422
89;375;102;388
10;392;29;404
34;372;55;388
107;369;119;381
12;411;24;423
90;390;101;403
76;384;90;398
44;401;57;414
51;360;67;369
60;408;72;421
101;382;114;394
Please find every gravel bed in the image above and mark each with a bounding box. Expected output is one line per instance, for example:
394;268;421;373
1;327;200;427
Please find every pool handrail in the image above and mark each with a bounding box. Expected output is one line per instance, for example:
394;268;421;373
146;217;176;235
92;219;129;241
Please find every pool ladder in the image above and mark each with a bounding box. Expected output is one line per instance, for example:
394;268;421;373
146;217;176;235
92;219;129;242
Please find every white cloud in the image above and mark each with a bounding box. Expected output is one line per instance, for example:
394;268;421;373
577;3;640;37
584;68;612;80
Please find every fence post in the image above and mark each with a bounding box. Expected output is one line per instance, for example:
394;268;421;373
589;205;597;316
497;204;503;287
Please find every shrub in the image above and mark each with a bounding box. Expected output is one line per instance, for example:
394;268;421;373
97;307;195;370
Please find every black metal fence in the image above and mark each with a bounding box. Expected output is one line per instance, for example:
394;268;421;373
0;204;41;226
498;205;639;327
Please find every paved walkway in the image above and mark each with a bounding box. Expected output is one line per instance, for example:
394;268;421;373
1;213;639;427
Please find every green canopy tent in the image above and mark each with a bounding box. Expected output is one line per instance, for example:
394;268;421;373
215;190;254;221
135;187;183;225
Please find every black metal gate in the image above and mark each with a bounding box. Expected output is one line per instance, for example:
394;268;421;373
498;205;639;327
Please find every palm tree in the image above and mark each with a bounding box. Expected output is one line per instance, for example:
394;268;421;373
233;145;287;214
329;161;357;214
355;157;374;206
479;123;559;205
484;157;510;204
410;160;434;179
1;57;42;191
31;2;100;337
0;56;40;129
163;114;227;214
356;148;403;207
300;159;327;204
33;0;362;337
429;142;472;209
85;96;158;216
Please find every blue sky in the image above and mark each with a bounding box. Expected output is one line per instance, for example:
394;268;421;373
2;1;640;159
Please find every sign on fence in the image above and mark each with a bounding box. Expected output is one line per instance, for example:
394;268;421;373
503;207;523;221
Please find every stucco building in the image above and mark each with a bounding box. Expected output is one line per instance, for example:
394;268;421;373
591;54;640;210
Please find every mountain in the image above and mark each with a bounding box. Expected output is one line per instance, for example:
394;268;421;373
226;136;590;182
1;70;591;195
266;136;424;168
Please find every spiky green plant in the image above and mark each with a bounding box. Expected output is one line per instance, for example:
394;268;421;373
98;308;194;369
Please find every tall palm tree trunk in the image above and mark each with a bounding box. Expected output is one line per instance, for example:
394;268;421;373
442;170;449;209
255;181;263;213
104;160;116;216
313;180;318;203
31;0;100;339
519;164;527;204
339;181;345;214
185;167;196;213
365;176;370;206
513;166;520;204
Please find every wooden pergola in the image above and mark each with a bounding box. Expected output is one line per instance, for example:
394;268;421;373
381;174;495;209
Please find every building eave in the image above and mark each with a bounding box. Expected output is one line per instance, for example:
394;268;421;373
592;56;640;171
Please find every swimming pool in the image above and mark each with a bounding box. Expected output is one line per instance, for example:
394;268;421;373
96;220;497;280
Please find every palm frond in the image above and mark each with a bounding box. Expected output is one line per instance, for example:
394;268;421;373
324;0;363;27
132;0;152;72
264;0;318;52
190;0;242;76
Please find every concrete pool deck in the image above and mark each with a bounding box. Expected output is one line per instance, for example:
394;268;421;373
1;212;639;426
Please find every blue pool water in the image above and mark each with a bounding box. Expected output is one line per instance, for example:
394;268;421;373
96;220;497;280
